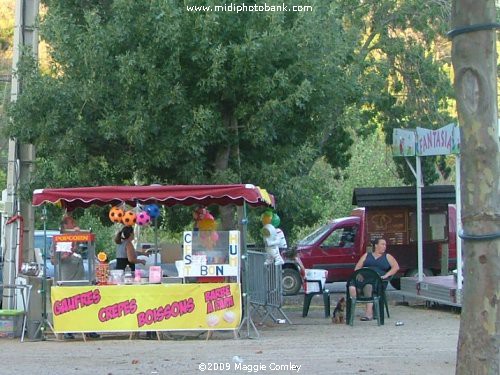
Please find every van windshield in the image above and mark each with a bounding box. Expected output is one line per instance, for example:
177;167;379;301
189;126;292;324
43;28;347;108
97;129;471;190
34;231;60;251
34;235;54;250
298;223;334;246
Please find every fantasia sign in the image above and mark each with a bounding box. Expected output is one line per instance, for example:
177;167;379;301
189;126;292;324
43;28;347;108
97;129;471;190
416;123;460;156
393;123;460;157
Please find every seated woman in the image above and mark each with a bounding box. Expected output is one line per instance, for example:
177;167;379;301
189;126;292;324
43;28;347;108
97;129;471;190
348;238;399;321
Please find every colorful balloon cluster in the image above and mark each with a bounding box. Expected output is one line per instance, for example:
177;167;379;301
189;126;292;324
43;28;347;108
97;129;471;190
261;209;280;228
198;212;217;231
261;209;285;266
108;204;160;227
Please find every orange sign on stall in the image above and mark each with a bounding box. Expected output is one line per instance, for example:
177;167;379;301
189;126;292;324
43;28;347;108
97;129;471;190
53;233;95;243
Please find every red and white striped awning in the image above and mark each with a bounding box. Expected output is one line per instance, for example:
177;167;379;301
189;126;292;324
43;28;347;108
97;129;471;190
32;184;275;210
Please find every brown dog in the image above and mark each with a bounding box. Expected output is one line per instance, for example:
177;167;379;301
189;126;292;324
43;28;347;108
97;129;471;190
332;297;346;324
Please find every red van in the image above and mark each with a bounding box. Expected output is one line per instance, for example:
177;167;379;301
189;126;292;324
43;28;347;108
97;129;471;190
281;186;457;295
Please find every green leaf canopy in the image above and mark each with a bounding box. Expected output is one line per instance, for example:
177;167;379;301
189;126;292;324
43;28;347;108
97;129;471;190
6;0;454;233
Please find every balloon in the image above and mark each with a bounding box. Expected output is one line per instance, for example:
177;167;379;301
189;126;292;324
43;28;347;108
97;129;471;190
262;223;277;238
122;211;136;227
198;217;216;231
145;204;160;219
261;209;273;225
271;213;281;228
136;211;151;226
109;207;124;223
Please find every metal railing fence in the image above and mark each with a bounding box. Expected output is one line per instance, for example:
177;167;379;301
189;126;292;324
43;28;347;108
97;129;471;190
246;250;291;324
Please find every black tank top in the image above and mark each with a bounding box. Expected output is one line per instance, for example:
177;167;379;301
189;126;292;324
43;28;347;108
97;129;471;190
116;258;135;272
363;253;390;276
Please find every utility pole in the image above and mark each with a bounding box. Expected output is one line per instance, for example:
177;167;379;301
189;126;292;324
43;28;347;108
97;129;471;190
2;0;39;308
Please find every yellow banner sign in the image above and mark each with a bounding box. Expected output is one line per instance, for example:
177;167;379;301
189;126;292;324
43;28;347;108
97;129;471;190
51;283;241;333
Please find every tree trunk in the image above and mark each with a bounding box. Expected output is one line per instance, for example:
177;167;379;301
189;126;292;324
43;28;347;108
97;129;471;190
451;1;500;374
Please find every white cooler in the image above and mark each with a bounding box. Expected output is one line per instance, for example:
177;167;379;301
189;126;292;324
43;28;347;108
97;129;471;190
304;269;328;294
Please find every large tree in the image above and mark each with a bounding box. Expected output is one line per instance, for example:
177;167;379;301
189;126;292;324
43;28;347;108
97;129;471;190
340;0;456;184
451;0;499;374
278;130;404;243
8;1;355;183
5;0;454;233
272;0;455;231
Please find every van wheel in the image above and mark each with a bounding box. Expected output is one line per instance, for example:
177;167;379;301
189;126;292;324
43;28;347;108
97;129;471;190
282;268;302;295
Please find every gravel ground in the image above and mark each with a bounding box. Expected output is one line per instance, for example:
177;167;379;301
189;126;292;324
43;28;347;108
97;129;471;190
0;290;460;375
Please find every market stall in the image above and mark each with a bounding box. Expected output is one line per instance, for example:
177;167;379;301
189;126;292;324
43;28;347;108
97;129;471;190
32;184;275;338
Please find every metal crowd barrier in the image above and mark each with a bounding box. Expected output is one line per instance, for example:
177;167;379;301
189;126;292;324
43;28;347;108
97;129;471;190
247;250;291;324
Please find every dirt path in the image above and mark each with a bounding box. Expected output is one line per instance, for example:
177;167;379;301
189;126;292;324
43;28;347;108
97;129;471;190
0;292;460;375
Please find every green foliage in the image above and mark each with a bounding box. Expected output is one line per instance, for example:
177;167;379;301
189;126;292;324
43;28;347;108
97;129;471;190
77;210;117;259
5;0;454;244
0;2;14;53
341;0;455;184
276;131;404;243
7;0;358;190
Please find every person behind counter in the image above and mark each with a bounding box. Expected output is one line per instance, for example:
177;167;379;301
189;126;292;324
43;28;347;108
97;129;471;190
51;213;85;281
114;226;146;271
114;226;154;339
53;213;100;339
